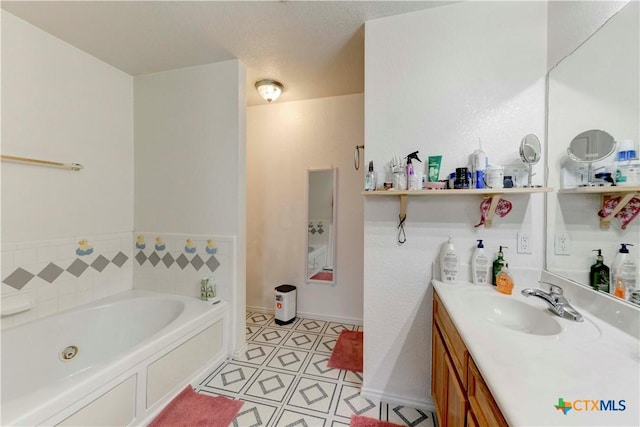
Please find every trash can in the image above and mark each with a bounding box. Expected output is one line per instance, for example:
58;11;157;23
275;284;297;325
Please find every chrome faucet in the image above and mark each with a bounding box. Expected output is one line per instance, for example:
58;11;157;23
521;284;583;322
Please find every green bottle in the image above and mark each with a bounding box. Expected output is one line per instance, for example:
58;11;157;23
492;246;507;286
590;249;610;292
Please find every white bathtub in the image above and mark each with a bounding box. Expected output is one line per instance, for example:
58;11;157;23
1;290;229;426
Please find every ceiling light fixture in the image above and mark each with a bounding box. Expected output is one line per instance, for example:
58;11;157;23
255;79;284;103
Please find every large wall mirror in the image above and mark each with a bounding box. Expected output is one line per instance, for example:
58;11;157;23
546;1;639;296
306;167;337;284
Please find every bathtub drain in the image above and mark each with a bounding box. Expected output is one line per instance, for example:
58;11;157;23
60;345;79;361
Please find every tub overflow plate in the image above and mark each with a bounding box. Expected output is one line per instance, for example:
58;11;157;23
60;345;79;361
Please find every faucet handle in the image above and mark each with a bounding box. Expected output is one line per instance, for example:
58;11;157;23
549;284;563;295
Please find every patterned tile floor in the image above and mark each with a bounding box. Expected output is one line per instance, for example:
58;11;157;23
195;312;436;427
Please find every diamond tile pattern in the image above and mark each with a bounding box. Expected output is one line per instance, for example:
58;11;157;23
148;252;161;267
91;255;110;272
2;250;130;289
67;259;90;278
111;251;128;268
37;263;64;283
135;250;147;265
206;255;221;272
196;314;435;427
2;268;35;290
162;253;175;268
176;253;189;270
190;254;204;271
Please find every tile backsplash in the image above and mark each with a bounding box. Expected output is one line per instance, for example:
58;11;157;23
1;232;133;329
132;232;232;303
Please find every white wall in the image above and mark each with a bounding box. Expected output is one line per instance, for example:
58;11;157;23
247;94;364;324
1;11;134;326
133;61;247;354
547;0;630;70
363;1;547;408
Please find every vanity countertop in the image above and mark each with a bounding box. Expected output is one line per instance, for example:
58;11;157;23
433;280;639;427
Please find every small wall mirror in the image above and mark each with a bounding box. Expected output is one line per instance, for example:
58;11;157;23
306;167;337;284
519;134;541;187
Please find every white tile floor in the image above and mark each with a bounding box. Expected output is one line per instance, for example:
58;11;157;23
195;312;436;427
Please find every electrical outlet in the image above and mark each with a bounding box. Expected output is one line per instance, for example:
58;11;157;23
517;232;532;254
554;232;571;255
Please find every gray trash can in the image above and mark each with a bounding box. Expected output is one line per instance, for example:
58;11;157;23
275;284;297;325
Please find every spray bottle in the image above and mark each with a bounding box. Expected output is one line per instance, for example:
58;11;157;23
365;161;376;191
406;151;422;190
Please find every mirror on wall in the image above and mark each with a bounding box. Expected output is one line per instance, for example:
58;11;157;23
546;1;639;293
306;167;337;284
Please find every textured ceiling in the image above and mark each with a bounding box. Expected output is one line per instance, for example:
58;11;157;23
2;1;455;105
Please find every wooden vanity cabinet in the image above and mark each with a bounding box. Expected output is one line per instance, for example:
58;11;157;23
432;291;508;427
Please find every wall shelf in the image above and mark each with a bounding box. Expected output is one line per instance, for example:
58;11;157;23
362;187;552;228
558;186;640;230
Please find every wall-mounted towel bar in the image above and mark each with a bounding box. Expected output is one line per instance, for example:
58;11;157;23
1;155;84;171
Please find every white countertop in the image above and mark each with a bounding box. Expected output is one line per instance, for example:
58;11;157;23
433;280;640;427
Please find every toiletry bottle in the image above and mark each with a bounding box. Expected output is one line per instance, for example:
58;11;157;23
496;264;514;295
365;161;376;191
611;243;636;299
472;138;487;188
471;239;491;285
440;236;459;284
613;270;626;299
492;246;508;286
589;249;610;292
406;151;422;190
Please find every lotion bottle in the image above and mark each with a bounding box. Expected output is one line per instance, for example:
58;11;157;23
440;237;459;284
611;243;636;299
471;239;490;285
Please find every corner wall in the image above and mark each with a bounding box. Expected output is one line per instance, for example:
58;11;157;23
133;61;247;354
363;1;547;407
246;94;364;324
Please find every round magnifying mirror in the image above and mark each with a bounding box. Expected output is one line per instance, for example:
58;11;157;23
567;129;616;163
520;134;541;187
567;130;616;186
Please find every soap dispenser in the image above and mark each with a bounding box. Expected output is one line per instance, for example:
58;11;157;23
492;246;508;286
589;249;610;293
496;263;514;295
471;239;490;285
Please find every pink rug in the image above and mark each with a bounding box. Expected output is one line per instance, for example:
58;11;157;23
149;385;243;427
310;271;333;281
327;330;363;372
350;415;403;427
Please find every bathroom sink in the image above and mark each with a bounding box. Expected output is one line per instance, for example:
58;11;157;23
464;293;562;336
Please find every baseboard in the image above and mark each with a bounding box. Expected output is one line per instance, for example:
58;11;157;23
232;342;248;359
246;305;362;326
360;386;436;413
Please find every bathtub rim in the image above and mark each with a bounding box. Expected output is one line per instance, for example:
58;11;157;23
1;289;229;426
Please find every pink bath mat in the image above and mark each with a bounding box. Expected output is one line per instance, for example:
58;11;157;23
148;385;243;427
350;415;403;427
327;330;363;372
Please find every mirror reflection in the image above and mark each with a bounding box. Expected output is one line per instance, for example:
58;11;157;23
546;1;639;296
566;129;617;186
306;168;337;283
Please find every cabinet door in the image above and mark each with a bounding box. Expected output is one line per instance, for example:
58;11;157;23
432;324;448;425
467;357;508;427
445;355;467;427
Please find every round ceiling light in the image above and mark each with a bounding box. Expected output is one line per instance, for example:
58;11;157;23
255;79;284;103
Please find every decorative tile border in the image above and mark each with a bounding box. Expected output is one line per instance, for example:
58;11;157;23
2;251;129;290
134;250;220;272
